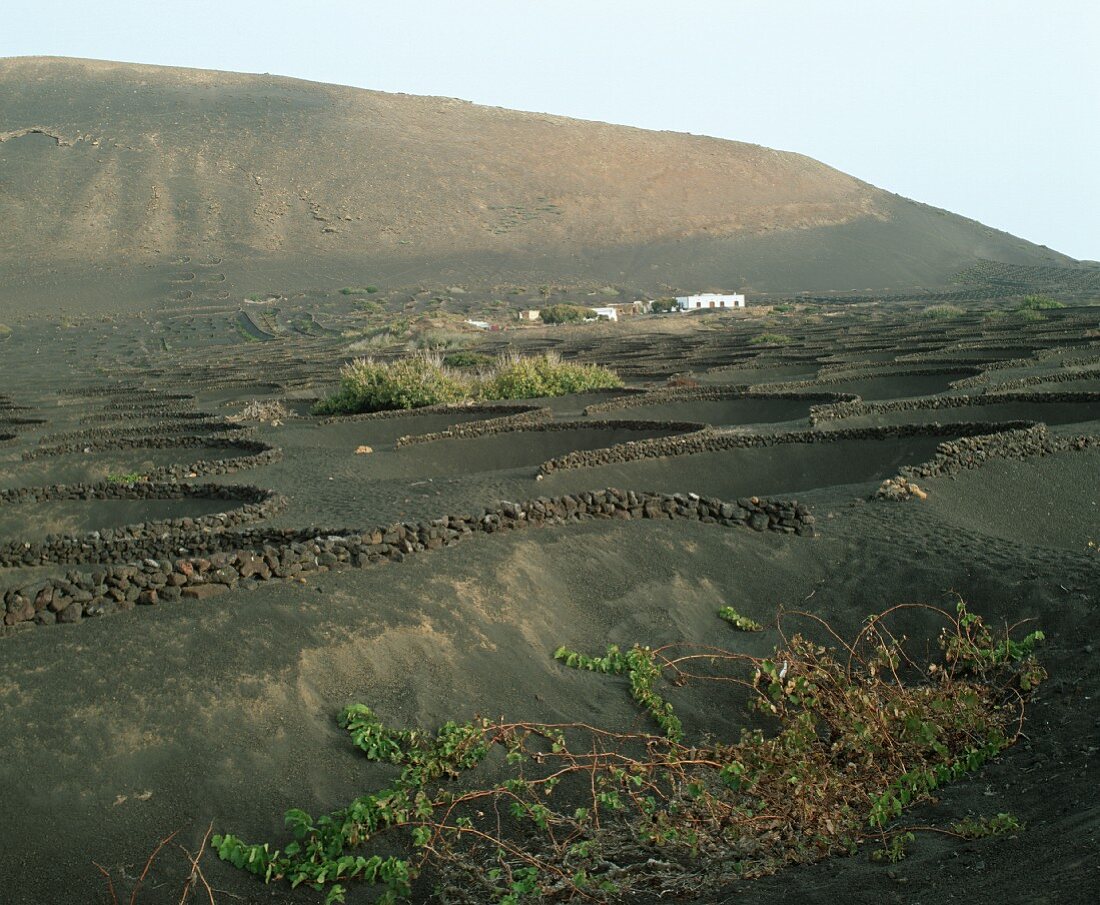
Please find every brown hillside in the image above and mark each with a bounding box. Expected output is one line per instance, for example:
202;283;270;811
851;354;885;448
0;56;1076;303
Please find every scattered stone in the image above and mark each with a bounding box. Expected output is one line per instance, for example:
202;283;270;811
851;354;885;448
877;477;929;501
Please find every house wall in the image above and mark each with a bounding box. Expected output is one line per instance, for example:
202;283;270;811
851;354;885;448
676;293;745;310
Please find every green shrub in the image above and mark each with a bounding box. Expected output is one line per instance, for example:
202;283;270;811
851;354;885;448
539;304;596;325
650;298;678;313
314;353;623;413
922;304;964;319
1018;294;1064;310
0;323;11;337
106;471;145;485
412;330;470;351
340;286;380;296
749;332;792;345
313;354;467;414
442;351;495;370
479;354;623;400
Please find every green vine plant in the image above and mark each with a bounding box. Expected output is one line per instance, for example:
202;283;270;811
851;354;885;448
716;606;764;632
210;600;1045;903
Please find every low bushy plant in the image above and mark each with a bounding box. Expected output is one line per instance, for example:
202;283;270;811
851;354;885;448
356;300;385;315
1018;294;1064;310
749;332;792;345
442;351;495;370
314;353;623;413
922;304;964;319
106;471;145;485
539;304;596;324
479;353;623;400
313;355;467;414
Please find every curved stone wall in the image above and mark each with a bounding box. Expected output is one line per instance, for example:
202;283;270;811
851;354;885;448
536;422;1036;475
581;385;853;415
0;482;285;568
809;390;1100;425
318;402;552;426
26;422;249;457
2;488;812;630
395;417;704;448
395;406;554;446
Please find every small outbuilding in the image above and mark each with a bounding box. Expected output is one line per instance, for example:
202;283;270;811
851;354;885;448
676;293;745;311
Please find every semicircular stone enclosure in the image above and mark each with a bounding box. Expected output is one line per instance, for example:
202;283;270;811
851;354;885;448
1;278;1099;905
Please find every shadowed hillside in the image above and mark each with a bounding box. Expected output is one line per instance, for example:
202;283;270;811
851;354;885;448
0;56;1078;310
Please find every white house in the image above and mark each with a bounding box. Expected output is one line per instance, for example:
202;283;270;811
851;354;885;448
591;306;618;321
676;293;745;311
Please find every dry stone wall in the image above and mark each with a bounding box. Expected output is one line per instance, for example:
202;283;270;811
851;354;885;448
2;488;813;631
580;385;850;415
0;482;285;568
395;407;554;446
809;391;1100;425
396;417;704;448
29;421;247;453
536;422;1036;475
318;402;551;426
894;425;1100;481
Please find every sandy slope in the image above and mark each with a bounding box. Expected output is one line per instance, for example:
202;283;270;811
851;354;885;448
0;56;1076;307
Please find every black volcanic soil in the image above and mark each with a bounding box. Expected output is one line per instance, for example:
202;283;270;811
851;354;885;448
0;297;1098;905
0;497;232;542
597;396;814;425
0;443;248;490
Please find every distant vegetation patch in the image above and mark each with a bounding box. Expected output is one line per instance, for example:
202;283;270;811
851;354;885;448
749;332;792;345
357;300;386;315
340;286;380;295
105;471;146;485
1017;295;1065;311
650;298;678;313
442;351;496;370
921;304;965;319
0;323;11;338
314;353;624;414
411;330;472;352
539;304;598;324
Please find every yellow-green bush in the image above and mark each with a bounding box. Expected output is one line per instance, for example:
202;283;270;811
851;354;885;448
314;353;623;413
478;353;623;400
314;355;467;414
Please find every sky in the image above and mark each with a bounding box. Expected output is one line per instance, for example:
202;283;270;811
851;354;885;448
3;0;1098;259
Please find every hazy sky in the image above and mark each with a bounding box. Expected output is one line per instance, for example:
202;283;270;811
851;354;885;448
3;1;1098;259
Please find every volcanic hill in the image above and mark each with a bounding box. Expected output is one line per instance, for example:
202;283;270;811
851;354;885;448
0;56;1078;310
